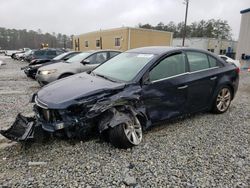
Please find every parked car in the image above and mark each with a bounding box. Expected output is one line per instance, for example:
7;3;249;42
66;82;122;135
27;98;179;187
23;51;81;78
24;50;36;62
11;48;30;59
13;52;26;60
0;47;239;149
219;55;241;68
5;50;22;56
28;48;65;62
29;51;80;66
36;50;121;86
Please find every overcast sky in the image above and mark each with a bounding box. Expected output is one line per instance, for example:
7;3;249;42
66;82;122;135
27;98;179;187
0;0;249;40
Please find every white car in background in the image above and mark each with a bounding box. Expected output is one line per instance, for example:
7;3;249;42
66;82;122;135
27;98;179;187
4;50;21;56
219;55;241;68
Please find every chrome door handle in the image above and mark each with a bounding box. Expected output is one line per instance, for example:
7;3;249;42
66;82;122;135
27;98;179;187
177;85;188;89
210;76;217;80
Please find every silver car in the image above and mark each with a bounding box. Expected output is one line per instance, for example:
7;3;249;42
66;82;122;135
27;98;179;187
36;50;120;86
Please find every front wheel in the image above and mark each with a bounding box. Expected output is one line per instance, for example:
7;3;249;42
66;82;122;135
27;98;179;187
212;86;232;114
108;115;142;149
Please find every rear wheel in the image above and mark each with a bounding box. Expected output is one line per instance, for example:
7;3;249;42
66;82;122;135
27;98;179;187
212;86;232;114
108;115;142;149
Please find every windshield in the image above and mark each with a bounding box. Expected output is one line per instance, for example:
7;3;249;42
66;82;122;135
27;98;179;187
93;52;155;82
53;52;69;60
66;52;91;63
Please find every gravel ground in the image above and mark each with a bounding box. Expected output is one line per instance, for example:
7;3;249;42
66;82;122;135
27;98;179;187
0;55;249;187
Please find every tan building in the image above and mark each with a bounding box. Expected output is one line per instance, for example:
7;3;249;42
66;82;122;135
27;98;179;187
73;27;173;52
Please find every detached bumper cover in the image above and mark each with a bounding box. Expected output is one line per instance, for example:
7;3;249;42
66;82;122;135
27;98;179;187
0;114;36;142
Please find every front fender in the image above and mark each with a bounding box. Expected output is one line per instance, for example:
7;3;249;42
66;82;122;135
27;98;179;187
98;107;131;133
97;105;149;133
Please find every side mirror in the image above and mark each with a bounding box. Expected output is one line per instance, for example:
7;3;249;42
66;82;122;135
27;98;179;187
81;59;90;65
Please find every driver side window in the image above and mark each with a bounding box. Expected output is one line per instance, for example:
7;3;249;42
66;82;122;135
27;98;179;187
149;53;186;82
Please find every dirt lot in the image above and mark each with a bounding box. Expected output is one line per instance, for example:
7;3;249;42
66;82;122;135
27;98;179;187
0;55;249;187
0;56;39;146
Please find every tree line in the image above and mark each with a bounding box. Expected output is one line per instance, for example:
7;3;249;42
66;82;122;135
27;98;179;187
0;27;73;50
138;19;232;40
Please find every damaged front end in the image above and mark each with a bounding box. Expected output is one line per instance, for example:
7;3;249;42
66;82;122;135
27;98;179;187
0;102;94;142
0;84;149;146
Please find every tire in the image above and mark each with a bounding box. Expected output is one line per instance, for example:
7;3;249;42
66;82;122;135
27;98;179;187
59;73;73;79
108;115;142;149
212;86;232;114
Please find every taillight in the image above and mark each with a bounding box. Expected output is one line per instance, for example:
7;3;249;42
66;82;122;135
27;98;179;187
236;67;240;74
248;67;250;72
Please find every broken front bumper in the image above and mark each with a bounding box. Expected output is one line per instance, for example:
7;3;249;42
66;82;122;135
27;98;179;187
0;114;36;142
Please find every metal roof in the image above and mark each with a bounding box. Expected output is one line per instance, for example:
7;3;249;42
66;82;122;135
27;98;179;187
240;8;250;14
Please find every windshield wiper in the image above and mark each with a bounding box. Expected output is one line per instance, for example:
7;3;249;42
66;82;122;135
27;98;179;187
95;73;117;82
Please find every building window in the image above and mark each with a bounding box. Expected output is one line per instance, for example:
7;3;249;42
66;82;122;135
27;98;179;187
85;41;89;48
207;49;214;53
220;49;226;55
75;39;78;50
96;39;100;48
115;38;121;47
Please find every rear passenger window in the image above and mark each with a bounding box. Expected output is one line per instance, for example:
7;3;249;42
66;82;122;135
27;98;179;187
208;56;218;68
187;52;209;72
149;53;186;81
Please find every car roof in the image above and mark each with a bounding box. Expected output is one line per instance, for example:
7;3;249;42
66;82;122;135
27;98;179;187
83;49;121;53
37;48;63;51
126;46;178;55
126;46;214;56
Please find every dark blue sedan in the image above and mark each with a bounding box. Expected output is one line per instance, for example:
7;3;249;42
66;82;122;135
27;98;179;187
1;47;239;149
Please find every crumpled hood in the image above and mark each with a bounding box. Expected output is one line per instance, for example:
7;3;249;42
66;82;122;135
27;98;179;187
36;72;125;109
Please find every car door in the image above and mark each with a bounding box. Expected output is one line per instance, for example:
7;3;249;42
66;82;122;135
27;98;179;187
141;52;189;122
185;51;219;112
79;52;108;73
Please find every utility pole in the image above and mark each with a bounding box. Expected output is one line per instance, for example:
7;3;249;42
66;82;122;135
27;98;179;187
182;0;189;46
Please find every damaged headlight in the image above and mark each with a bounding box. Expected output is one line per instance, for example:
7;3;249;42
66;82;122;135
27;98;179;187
40;69;57;75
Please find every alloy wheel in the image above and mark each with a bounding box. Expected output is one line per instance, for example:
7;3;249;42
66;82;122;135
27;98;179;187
123;117;142;145
216;88;231;112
